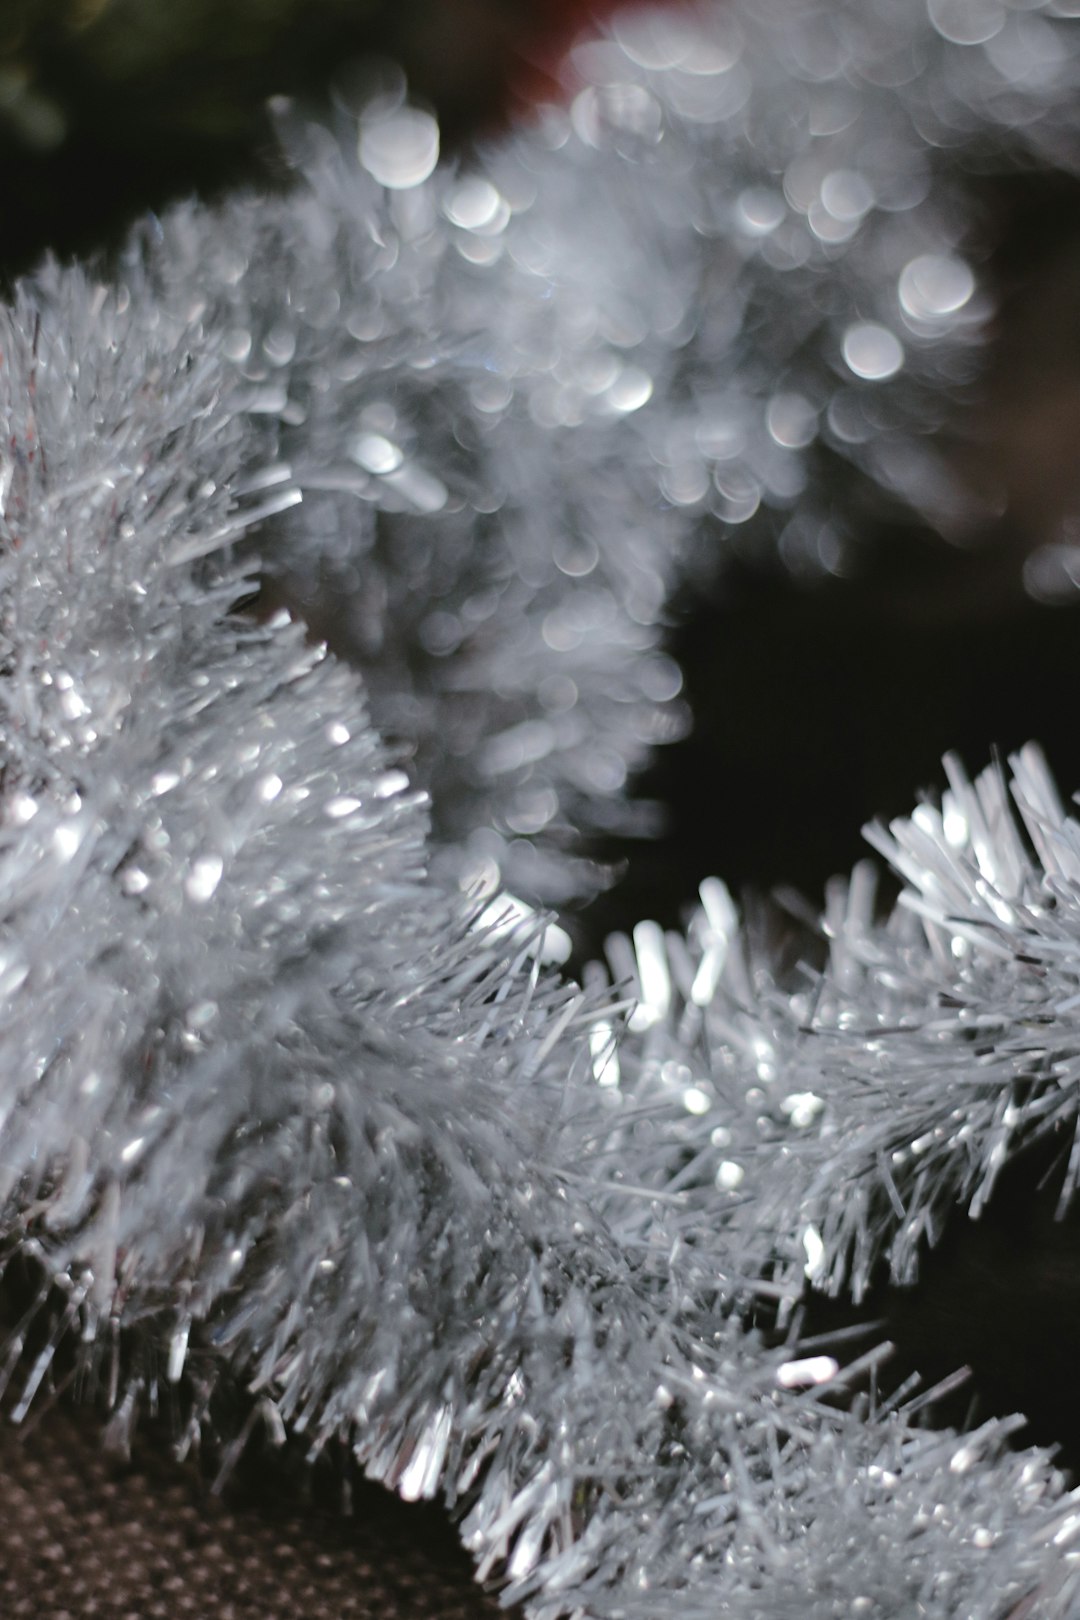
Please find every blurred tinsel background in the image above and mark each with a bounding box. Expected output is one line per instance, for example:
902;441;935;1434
0;0;604;273
4;0;1080;954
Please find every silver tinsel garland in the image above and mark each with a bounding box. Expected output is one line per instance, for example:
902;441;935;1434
4;0;1080;1614
132;0;1080;902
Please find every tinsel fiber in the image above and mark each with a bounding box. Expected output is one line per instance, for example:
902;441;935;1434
5;0;1080;1615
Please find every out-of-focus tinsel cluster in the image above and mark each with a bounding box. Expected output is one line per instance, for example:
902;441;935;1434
135;0;1080;903
5;1;1080;1616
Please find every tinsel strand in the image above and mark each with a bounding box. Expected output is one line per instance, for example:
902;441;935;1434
3;2;1080;1616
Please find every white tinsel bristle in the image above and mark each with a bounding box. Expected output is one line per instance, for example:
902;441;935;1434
4;1;1080;1617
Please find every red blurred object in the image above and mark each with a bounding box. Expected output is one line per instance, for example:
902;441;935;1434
408;0;688;138
504;0;669;116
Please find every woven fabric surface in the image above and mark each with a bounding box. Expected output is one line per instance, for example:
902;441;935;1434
0;1404;503;1619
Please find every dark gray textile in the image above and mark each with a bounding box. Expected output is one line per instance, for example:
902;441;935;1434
0;1406;503;1619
